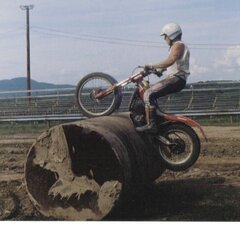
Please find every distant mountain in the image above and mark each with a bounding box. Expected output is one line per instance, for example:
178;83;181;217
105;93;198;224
1;77;239;92
0;77;74;91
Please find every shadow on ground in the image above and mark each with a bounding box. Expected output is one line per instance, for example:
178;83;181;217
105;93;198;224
119;176;240;221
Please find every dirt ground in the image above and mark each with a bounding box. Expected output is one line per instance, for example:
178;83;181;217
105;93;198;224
0;126;240;221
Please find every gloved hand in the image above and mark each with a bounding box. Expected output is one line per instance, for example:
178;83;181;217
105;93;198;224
144;65;154;73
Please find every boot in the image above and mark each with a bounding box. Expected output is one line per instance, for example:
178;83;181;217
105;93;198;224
136;106;158;133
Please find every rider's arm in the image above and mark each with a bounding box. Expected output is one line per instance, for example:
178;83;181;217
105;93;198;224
152;42;184;69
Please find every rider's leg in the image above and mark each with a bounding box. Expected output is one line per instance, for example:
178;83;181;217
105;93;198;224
136;76;186;132
136;105;157;132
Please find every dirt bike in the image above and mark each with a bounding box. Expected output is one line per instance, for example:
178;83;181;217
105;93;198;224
75;67;207;171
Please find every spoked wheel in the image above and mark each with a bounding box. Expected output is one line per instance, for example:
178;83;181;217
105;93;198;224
75;72;122;117
157;123;200;171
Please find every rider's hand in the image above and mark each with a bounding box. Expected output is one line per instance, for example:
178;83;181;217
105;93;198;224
144;65;154;73
157;68;167;74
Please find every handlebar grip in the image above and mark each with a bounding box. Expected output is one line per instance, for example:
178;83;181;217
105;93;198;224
137;65;166;77
155;72;163;77
154;68;166;77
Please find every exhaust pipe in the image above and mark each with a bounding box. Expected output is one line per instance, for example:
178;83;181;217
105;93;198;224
24;113;165;220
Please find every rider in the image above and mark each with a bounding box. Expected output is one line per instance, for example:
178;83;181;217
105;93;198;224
136;22;190;132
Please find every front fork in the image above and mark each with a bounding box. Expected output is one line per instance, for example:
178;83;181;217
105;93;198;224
154;135;176;146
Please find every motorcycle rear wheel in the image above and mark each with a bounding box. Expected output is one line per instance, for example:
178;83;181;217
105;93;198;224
75;72;122;118
157;123;200;171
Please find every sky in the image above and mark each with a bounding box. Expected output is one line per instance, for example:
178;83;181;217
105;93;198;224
0;0;240;85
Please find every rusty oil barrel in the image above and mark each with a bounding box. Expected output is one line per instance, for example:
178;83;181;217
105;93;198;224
24;113;165;220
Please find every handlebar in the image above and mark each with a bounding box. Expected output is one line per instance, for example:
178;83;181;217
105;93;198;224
110;66;167;90
137;66;166;77
154;68;166;77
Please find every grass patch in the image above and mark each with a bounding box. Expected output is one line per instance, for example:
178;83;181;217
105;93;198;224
0;115;239;135
0;121;62;135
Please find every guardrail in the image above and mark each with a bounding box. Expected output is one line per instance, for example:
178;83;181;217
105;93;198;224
0;86;239;122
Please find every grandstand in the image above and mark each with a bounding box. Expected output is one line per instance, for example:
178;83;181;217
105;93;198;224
0;83;240;122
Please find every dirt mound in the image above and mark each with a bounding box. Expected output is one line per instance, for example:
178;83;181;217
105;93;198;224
0;126;240;221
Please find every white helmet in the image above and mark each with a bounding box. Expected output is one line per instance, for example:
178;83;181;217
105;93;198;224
160;22;182;40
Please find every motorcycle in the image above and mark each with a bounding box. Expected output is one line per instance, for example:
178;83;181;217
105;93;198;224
75;67;207;171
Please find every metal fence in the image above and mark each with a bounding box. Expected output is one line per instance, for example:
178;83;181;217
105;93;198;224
0;86;239;122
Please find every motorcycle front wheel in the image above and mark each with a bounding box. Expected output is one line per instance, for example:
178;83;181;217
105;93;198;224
157;123;200;171
75;72;122;118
